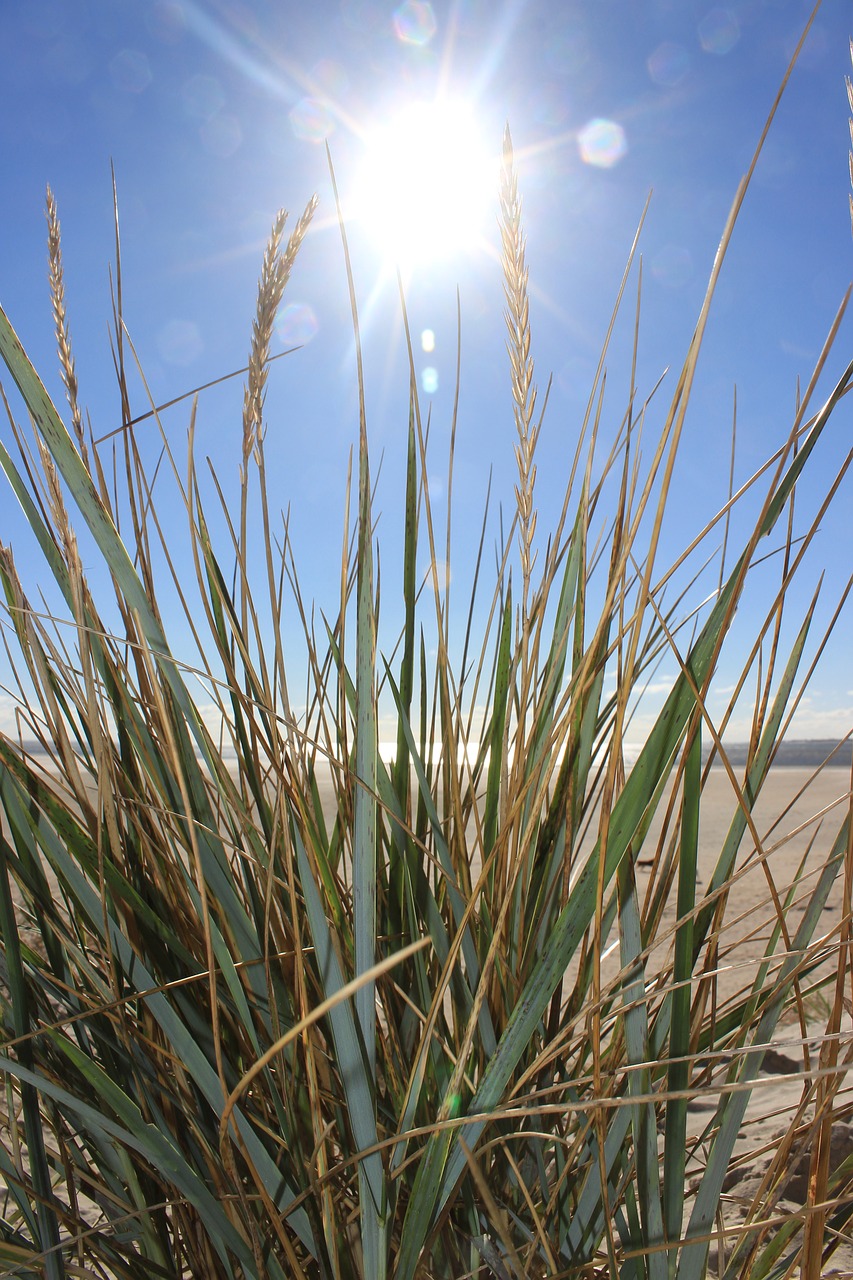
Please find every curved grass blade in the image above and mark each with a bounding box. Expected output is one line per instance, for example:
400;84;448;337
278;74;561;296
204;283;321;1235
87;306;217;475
293;826;387;1250
676;812;849;1280
0;835;64;1280
328;141;387;1277
617;841;667;1280
483;587;512;862
661;721;701;1261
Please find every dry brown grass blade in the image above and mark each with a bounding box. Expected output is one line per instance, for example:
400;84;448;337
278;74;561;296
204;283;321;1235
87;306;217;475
218;936;430;1148
458;1137;524;1279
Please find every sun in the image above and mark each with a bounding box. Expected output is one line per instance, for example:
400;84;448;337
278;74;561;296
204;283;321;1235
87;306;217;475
353;98;497;271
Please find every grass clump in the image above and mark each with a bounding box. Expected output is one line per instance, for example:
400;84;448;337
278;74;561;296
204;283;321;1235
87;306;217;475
0;20;852;1280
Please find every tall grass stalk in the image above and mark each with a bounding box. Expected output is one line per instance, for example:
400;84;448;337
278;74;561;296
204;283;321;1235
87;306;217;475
0;13;852;1279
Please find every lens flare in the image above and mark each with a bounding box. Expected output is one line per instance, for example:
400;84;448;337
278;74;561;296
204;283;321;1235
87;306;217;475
578;118;627;169
289;97;334;143
421;366;438;394
276;303;319;346
647;41;691;88
110;49;153;94
698;8;740;55
393;0;437;46
182;73;224;122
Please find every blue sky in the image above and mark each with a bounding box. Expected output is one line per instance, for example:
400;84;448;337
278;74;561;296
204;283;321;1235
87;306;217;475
1;0;851;746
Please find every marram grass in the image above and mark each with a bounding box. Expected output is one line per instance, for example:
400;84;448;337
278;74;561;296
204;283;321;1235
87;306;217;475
0;26;852;1280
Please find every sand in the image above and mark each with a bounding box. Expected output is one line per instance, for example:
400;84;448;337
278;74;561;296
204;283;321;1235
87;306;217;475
641;766;851;1006
656;767;853;1275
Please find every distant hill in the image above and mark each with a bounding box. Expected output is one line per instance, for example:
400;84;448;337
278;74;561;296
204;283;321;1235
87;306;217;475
705;739;852;769
7;736;852;771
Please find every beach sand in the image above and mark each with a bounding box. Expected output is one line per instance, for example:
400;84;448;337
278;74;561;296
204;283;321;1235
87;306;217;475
648;767;853;1275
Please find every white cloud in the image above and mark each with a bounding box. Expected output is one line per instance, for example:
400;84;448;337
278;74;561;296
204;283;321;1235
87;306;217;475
636;676;676;697
786;702;853;740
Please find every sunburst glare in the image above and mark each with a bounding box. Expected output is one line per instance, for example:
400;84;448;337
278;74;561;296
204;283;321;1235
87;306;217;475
353;98;497;271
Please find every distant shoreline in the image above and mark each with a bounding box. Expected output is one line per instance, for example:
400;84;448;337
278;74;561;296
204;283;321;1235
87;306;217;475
700;739;852;769
5;736;851;771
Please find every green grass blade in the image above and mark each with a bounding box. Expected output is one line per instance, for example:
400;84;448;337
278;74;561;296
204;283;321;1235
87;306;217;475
757;357;853;538
294;822;387;1270
662;723;701;1263
0;1139;41;1250
388;402;419;945
354;541;385;1279
328;143;387;1274
0;307;180;704
617;846;667;1280
692;600;816;961
483;587;512;860
384;665;497;1056
392;396;418;806
562;1098;633;1266
676;813;849;1280
0;437;72;602
0;835;64;1280
526;497;585;780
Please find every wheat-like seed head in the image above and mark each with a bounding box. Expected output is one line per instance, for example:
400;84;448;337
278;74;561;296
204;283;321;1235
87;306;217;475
35;430;71;551
243;206;289;467
46;186;89;469
242;195;319;468
0;542;25;629
499;125;538;596
278;194;319;300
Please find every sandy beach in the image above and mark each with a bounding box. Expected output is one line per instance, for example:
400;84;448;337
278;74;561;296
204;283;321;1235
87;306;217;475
656;766;853;1275
640;765;851;1009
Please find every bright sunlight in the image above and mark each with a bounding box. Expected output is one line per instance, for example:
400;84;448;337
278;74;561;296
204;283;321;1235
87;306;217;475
353;98;497;270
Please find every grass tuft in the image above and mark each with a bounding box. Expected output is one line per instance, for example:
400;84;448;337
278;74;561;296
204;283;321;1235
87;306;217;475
0;18;851;1280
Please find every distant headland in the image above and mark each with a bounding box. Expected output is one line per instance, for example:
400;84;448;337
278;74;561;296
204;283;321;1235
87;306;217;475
706;739;853;768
